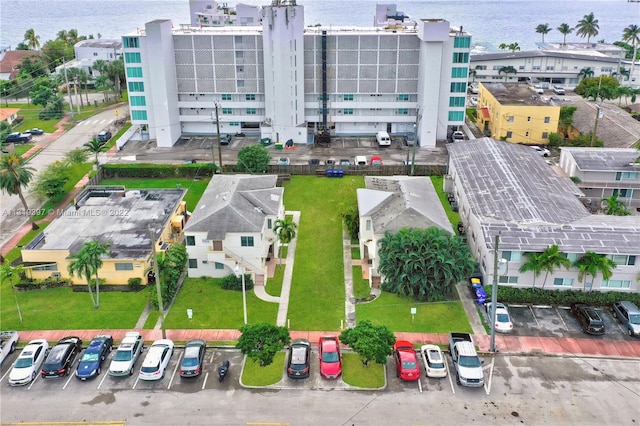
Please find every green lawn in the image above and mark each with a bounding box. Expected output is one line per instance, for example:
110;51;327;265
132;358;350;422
265;264;284;298
430;175;461;230
163;277;278;329
14;144;34;157
3;222;51;264
356;292;472;333
33;162;94;220
352;266;371;299
341;353;385;388
283;176;364;331
241;352;285;386
8;103;60;134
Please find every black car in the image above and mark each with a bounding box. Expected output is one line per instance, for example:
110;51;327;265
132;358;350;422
97;130;112;142
41;336;83;378
179;339;206;378
25;128;44;135
571;304;605;335
219;134;232;145
75;335;113;380
286;339;311;379
5;132;32;144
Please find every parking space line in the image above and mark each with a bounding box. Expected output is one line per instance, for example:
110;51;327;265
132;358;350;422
555;307;569;331
167;358;180;390
444;357;455;394
202;372;209;390
529;306;541;327
483;358;494;396
27;373;41;390
1;367;11;382
62;374;74;390
208;351;215;363
418;377;423;393
96;372;108;390
132;375;140;390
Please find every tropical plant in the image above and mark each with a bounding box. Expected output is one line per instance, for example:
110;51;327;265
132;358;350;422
67;240;111;308
342;206;359;241
622;24;640;79
468;67;477;83
538;245;572;290
0;263;25;324
575;75;619;101
150;243;188;310
236;323;291;366
498;42;520;52
518;252;544;288
578;67;594;80
0;154;38;230
23;28;41;50
83;138;107;166
339;320;395;367
557;23;573;45
573;252;616;291
32;161;70;200
601;193;631;216
535;24;551;42
377;227;475;302
273;216;297;263
575;12;599;43
236;145;271;173
498;65;517;82
558;106;578;137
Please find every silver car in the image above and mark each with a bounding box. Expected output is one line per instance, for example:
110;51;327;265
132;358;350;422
612;301;640;337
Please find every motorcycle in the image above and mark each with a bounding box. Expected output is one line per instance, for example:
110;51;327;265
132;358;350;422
218;360;230;383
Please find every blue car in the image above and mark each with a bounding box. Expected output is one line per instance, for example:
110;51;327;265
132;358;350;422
75;335;113;380
470;278;486;305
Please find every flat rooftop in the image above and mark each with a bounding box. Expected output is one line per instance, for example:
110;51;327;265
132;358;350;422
481;83;558;107
25;187;185;259
563;148;640;171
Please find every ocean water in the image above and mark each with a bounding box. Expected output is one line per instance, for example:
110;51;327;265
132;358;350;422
0;0;635;53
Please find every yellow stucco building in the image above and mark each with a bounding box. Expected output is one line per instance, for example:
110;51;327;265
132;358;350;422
22;186;187;286
476;82;560;145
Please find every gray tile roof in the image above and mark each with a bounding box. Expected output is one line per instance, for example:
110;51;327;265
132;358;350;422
447;138;640;254
570;99;640;149
470;50;620;64
562;147;640;171
184;174;283;240
359;176;453;234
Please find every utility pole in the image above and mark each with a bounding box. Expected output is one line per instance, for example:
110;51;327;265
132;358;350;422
74;77;80;114
148;225;166;339
62;58;75;122
590;75;603;147
213;102;223;172
489;233;500;353
410;108;421;176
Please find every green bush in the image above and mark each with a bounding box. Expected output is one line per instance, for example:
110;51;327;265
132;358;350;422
128;277;143;290
14;277;71;290
220;273;254;291
149;244;188;310
485;286;640;307
102;163;217;179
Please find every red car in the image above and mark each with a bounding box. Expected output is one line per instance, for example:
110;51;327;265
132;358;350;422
393;341;420;381
318;336;342;379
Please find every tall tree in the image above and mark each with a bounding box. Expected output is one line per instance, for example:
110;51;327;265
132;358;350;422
601;193;631;216
576;12;599;43
578;67;594;81
0;154;38;230
236;323;290;367
23;28;41;50
573;252;616;291
499;42;521;52
0;264;25;324
273;216;297;264
519;252;544;288
622;24;640;82
557;23;573;46
498;65;517;82
468;67;477;83
339;320;395;367
67;240;111;308
535;24;551;42
537;245;572;289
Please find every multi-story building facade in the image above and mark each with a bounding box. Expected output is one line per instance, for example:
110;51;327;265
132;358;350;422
121;1;471;148
476;82;560;145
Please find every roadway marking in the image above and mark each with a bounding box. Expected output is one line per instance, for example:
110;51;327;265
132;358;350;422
96;371;108;390
529;305;541;327
0;364;12;382
483;358;495;396
202;371;209;390
444;357;455;394
417;377;423;393
27;372;41;390
62;373;74;390
132;374;140;390
555;307;569;331
167;358;180;389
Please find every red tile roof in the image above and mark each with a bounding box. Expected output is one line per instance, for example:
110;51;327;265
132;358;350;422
0;50;42;79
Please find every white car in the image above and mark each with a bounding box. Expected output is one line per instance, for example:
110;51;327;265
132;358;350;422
469;97;478;107
139;339;174;381
452;131;465;142
8;339;49;386
419;344;447;378
486;302;514;333
530;145;550;157
108;332;144;376
552;85;565;95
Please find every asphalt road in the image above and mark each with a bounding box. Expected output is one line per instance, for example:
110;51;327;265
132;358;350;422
1;349;639;425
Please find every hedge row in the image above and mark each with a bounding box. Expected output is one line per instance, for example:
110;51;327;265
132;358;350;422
14;277;71;290
102;163;217;179
485;285;640;307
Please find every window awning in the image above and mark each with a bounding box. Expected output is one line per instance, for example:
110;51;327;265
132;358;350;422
480;107;490;119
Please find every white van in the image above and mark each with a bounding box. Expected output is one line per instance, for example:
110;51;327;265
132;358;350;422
354;156;367;166
376;131;391;146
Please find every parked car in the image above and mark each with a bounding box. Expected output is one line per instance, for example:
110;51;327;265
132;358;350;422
277;157;290;166
179;339;206;378
375;131;391;146
530;145;551;157
75;335;113;380
552;85;565;95
354;155;367;166
5;132;32;143
393;341;420;381
533;84;544;95
25;128;44;135
468;83;479;94
219;134;232;145
318;336;342;380
108;332;144;376
469;277;486;305
612;301;640;337
0;331;19;365
41;336;83;378
286;339;311;379
139;339;174;381
339;159;351;166
469;97;478;107
370;155;383;165
571;303;605;335
8;339;49;386
325;159;336;166
486;302;514;333
452;131;465;142
97;130;112;142
403;132;416;146
419;344;447;378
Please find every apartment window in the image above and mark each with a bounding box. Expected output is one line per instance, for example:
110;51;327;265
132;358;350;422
498;276;519;284
245;94;256;101
397;108;409;115
123;37;139;48
518;66;524;70
450;82;466;93
454;36;471;48
366;220;371;231
215;262;225;269
234;35;243;43
451;67;468;78
506;131;513;138
613;188;633;198
186;236;195;246
542;132;549;139
126;67;143;78
546;66;555;71
115;263;134;271
130;96;146;107
502;251;521;262
128;81;144;92
449;97;465;107
124;52;141;63
222;94;232;101
235;51;244;59
131;110;147;120
267;219;272;229
246;108;256;115
553;278;574;287
343;94;354;101
532;66;541;70
601;280;631;289
222;108;233;115
544;116;550;124
343;108;353;115
32;264;58;271
475;65;487;70
241;236;254;247
615;171;638;181
448;111;464;121
492;65;503;71
230;122;240;126
236;65;244;73
608;255;636;266
564;253;579;262
452;52;469;63
506;116;514;123
188;259;198;269
212;241;223;251
397;94;409;101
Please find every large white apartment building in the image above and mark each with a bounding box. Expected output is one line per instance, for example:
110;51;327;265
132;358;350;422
121;1;471;147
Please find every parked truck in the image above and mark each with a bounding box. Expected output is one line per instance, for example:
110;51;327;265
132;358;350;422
448;332;484;388
0;331;20;365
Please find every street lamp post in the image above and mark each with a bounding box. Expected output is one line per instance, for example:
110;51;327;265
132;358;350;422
235;261;248;325
148;225;166;339
410;108;421;176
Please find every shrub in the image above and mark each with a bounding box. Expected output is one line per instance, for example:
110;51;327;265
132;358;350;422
128;277;143;290
220;273;254;291
14;277;71;290
485;285;640;307
102;163;217;179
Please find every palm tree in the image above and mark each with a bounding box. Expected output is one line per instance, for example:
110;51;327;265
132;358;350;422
573;252;616;291
622;24;640;83
537;245;572;289
83;138;107;166
602;193;631;216
498;66;517;82
273;216;297;264
77;68;90;105
0;263;25;324
499;42;521;53
519;252;544;288
67;240;111;308
468;68;477;83
535;24;551;42
576;12;599;43
0;154;38;230
615;85;632;106
557;23;573;45
23;29;40;50
578;67;594;81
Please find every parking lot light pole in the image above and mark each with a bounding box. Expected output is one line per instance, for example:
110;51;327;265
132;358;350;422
490;233;500;353
235;261;248;325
